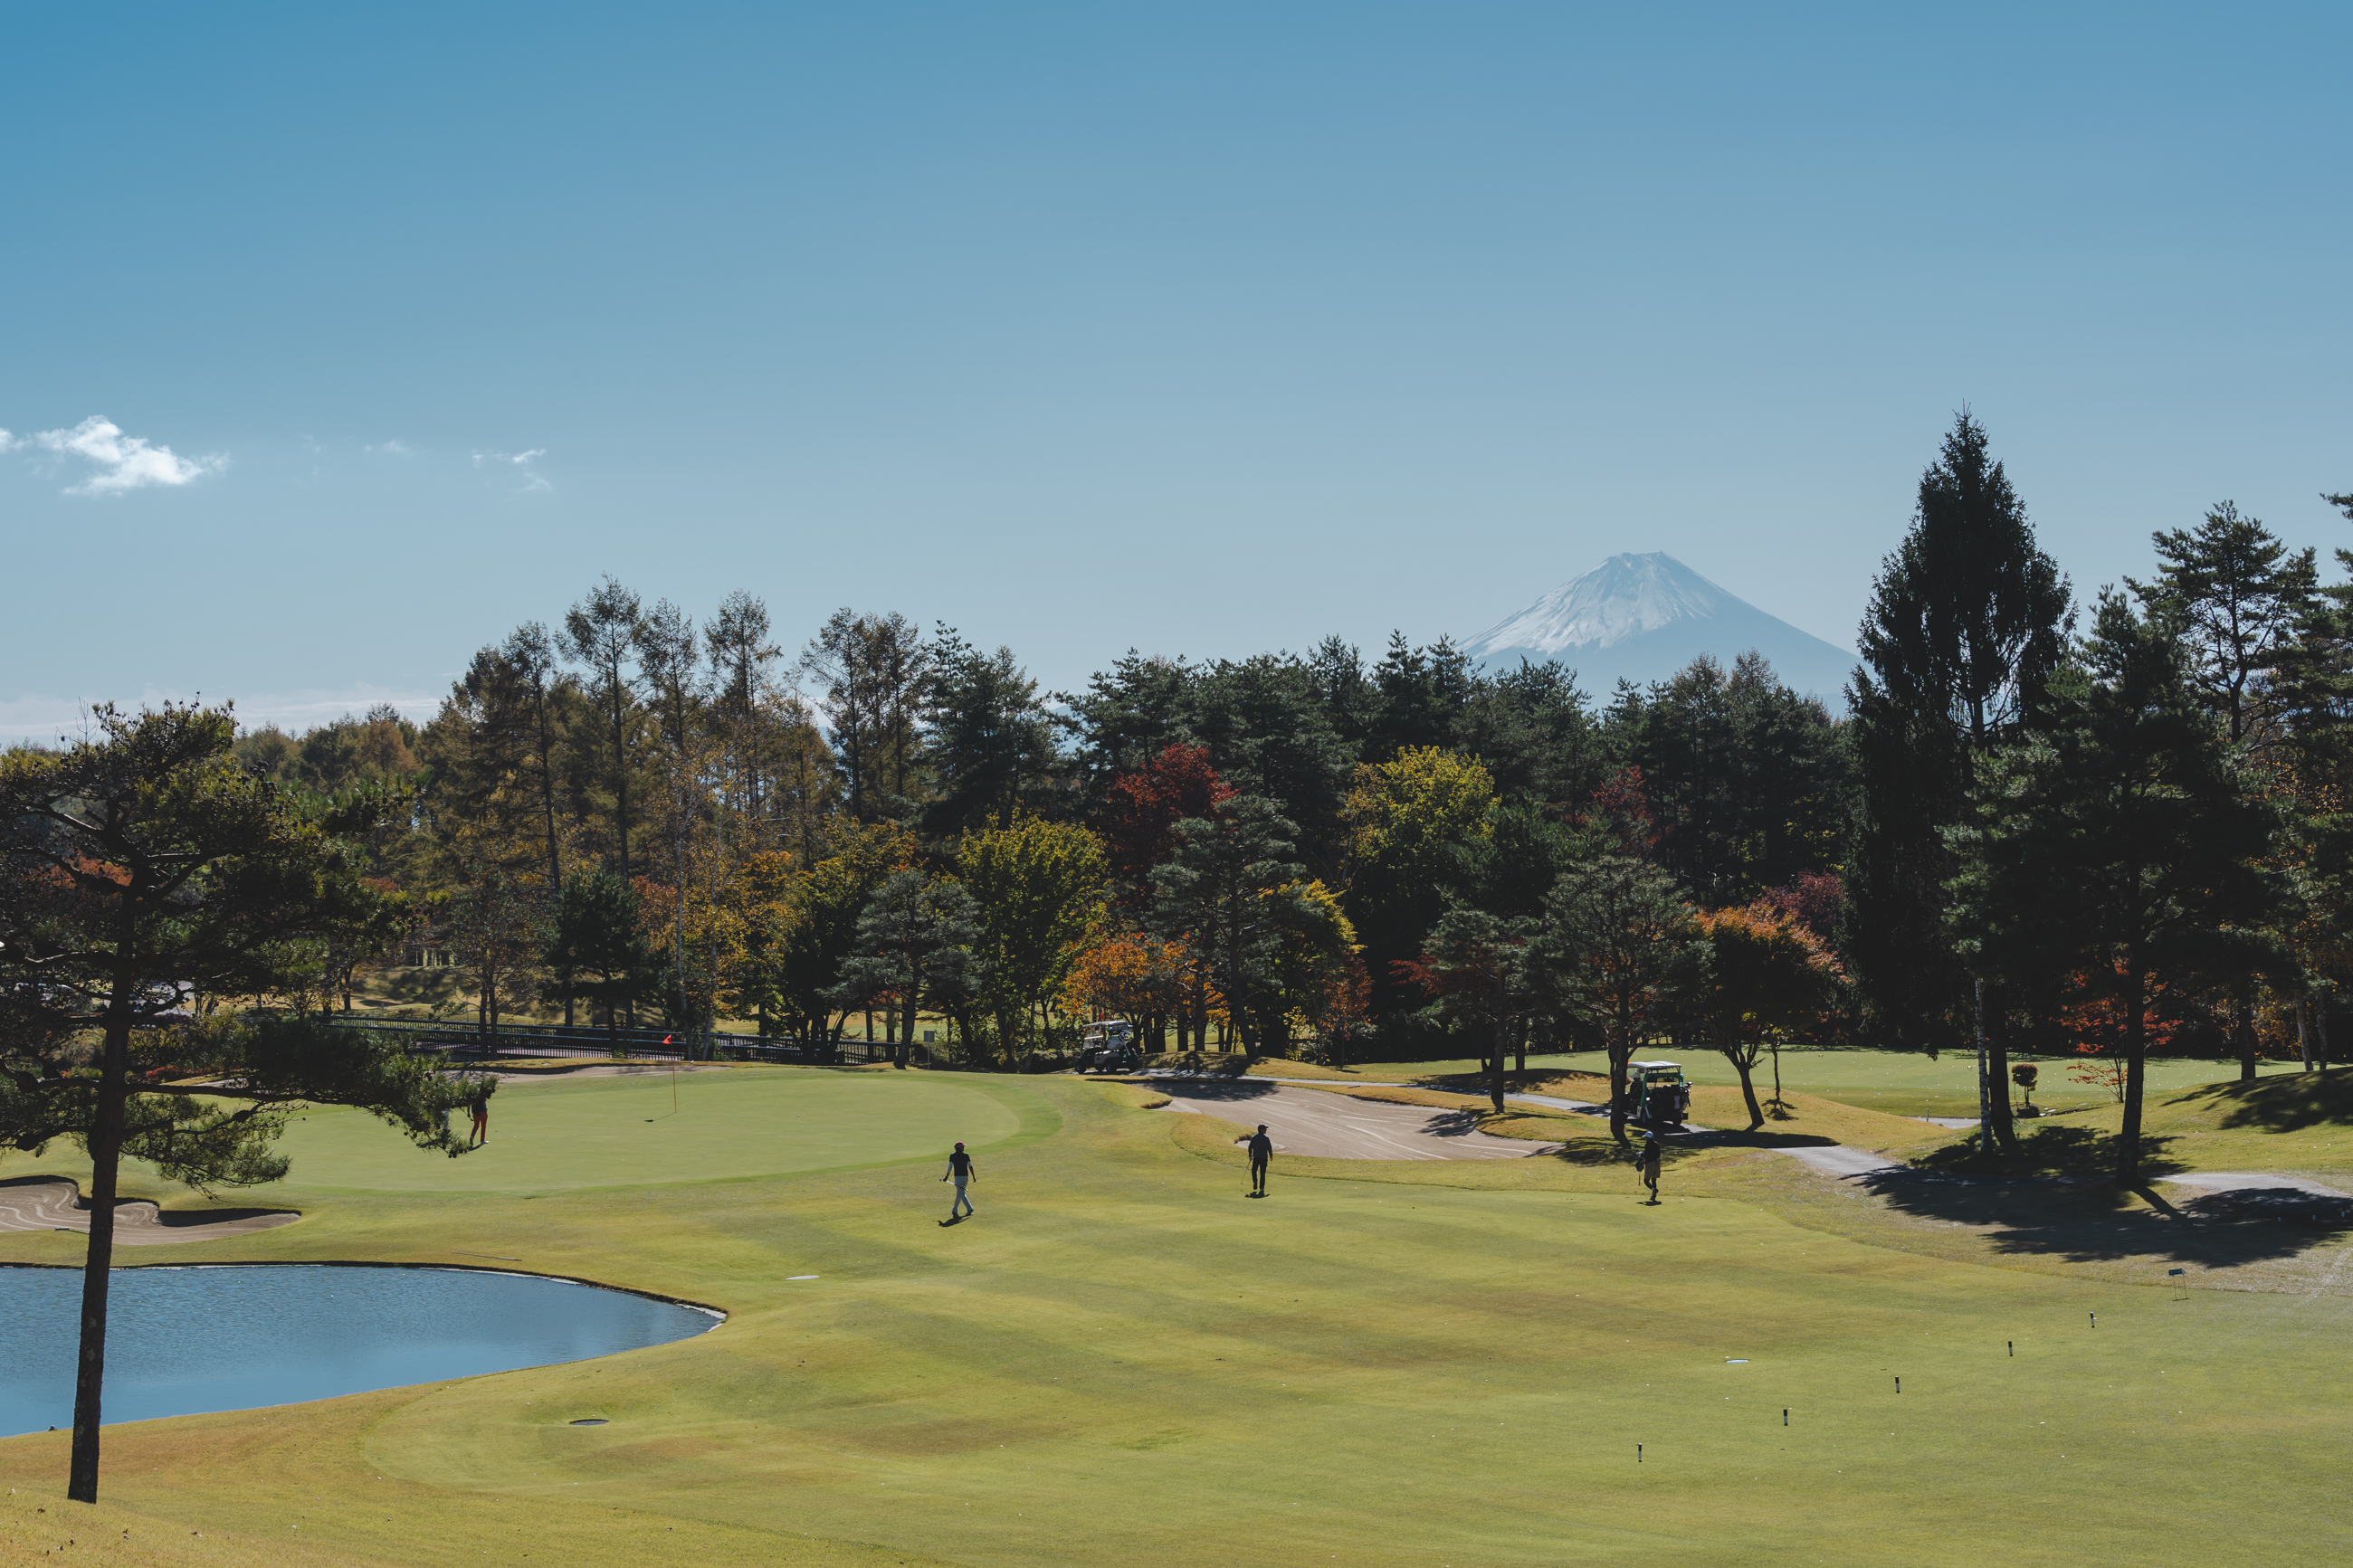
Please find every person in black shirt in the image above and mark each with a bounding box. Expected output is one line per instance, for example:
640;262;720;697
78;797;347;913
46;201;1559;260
942;1142;976;1221
1246;1125;1272;1196
1638;1132;1662;1204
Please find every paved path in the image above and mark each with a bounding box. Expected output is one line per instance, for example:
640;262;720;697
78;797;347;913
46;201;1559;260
1136;1075;2353;1204
0;1177;299;1246
1155;1082;1556;1161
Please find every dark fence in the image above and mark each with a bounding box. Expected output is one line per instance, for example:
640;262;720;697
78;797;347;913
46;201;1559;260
316;1015;923;1067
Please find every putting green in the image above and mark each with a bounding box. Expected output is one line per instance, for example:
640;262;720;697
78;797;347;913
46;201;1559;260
285;1067;1033;1193
0;1068;1036;1200
3;1069;2349;1568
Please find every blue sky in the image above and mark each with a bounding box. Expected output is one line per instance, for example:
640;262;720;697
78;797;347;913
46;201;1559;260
4;3;2348;741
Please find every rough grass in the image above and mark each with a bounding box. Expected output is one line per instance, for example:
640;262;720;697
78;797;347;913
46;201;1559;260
5;1069;2353;1565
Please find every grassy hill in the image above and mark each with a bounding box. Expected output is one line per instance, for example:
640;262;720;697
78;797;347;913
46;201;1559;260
4;1065;2350;1567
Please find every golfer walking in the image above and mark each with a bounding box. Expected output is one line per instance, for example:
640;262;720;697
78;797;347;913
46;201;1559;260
1246;1124;1273;1197
942;1142;976;1221
1637;1131;1662;1204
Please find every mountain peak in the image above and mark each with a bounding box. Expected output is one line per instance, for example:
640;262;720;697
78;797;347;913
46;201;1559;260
1462;552;1859;701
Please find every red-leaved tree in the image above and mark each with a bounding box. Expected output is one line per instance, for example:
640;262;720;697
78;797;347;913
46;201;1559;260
1101;744;1234;900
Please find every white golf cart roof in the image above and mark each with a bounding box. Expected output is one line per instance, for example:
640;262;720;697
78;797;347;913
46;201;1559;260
1631;1060;1682;1070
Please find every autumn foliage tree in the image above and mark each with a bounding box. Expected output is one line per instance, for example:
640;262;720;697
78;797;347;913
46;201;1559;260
1686;905;1842;1128
1101;744;1233;901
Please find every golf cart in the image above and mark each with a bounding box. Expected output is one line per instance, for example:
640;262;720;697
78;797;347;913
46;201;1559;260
1075;1020;1142;1075
1625;1060;1691;1130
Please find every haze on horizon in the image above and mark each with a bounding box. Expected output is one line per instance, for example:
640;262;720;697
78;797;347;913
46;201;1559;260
4;4;2348;744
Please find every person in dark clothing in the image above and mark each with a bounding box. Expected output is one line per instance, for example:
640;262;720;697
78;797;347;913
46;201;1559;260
942;1142;976;1221
1246;1125;1273;1196
1637;1132;1662;1203
468;1087;491;1147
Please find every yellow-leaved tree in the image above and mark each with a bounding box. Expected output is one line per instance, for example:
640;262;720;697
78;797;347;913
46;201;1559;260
959;817;1109;1064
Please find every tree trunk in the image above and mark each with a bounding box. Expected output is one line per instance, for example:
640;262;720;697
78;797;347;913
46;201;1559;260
2297;1000;2312;1071
1607;1015;1632;1146
1974;976;1993;1156
68;1010;131;1504
2117;969;2148;1188
1487;1022;1508;1114
2235;999;2260;1082
1983;991;2016;1152
1729;1049;1764;1130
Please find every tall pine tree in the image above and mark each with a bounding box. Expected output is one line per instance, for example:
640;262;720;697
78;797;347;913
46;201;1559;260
1847;413;2070;1149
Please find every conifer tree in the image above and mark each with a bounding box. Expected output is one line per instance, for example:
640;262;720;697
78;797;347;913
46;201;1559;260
1847;413;2070;1149
1948;594;2291;1184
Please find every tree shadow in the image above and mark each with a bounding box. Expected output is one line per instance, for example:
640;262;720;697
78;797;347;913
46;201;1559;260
1843;1130;2353;1268
1681;1128;1841;1151
1909;1121;2186;1182
1157;1079;1278;1103
2190;1071;2353;1134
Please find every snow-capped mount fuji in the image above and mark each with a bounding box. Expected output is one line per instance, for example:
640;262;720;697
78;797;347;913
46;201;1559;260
1461;552;1860;702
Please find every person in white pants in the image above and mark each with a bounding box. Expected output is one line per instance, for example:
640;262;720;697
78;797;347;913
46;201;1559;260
943;1142;976;1220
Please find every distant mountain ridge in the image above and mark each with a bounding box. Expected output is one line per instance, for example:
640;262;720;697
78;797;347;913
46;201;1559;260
1460;552;1861;702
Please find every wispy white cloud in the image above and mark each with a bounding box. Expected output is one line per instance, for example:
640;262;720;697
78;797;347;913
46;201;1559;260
0;687;444;749
17;416;226;494
472;447;551;493
367;439;417;456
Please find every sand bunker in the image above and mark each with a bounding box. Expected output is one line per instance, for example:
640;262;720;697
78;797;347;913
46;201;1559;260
1157;1082;1554;1161
0;1177;298;1245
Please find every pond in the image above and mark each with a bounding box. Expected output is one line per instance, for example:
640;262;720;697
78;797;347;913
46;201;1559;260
0;1264;719;1437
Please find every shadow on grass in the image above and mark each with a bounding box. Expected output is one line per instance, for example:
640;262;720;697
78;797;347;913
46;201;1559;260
2186;1070;2353;1134
1842;1125;2353;1269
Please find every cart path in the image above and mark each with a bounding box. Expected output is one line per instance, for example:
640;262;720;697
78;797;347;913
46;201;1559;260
1154;1082;1558;1161
0;1176;300;1245
1141;1074;2349;1196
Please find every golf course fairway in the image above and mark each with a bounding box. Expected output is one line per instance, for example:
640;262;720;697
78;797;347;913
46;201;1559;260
2;1064;2348;1567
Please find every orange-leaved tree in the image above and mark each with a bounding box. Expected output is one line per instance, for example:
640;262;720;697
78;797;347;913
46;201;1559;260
1062;930;1194;1053
1687;904;1842;1128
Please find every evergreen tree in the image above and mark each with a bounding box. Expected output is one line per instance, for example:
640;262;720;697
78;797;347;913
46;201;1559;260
1847;412;2071;1149
1948;594;2291;1185
560;576;647;883
1615;653;1852;905
1150;794;1310;1053
1453;659;1608;812
1059;650;1194;806
2129;501;2319;753
2129;501;2319;1077
1178;655;1354;879
801;609;930;822
925;625;1059;838
0;706;475;1504
834;870;983;1066
541;866;660;1046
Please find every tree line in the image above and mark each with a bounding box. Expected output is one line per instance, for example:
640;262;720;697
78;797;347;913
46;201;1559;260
209;414;2353;1180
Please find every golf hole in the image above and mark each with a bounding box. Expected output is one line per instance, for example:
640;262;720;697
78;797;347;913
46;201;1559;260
569;1419;610;1427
